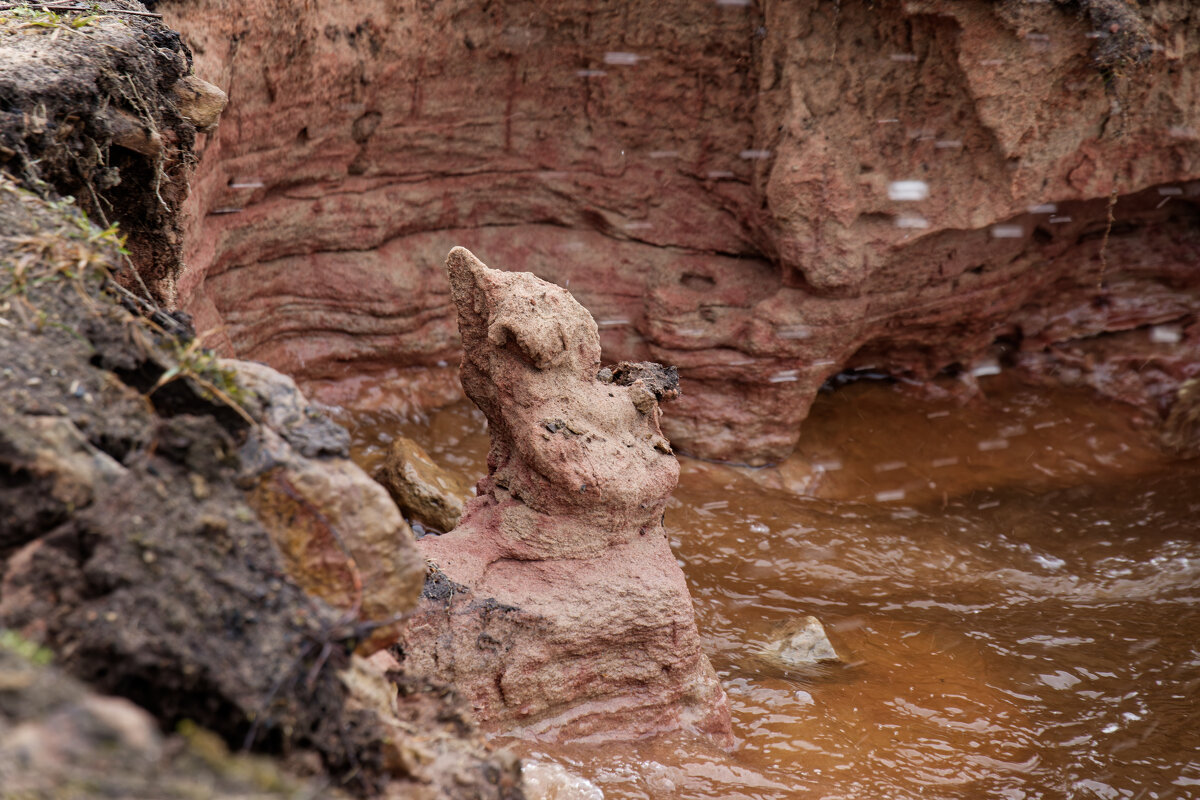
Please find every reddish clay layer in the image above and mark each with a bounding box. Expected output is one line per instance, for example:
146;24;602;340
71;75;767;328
168;0;1200;464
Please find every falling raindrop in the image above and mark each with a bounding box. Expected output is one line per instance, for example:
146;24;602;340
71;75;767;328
990;224;1025;239
896;213;929;229
603;52;641;66
971;359;1001;377
778;325;811;340
888;180;929;201
1150;324;1183;344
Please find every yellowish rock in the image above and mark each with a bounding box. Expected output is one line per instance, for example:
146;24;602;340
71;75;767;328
374;436;471;533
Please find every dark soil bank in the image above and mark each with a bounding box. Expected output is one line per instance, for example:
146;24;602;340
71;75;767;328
0;4;523;795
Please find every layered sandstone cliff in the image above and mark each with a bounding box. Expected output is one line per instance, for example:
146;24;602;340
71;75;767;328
166;0;1200;463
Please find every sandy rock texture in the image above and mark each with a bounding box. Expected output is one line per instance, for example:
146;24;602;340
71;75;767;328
374;435;472;534
168;0;1200;463
401;248;731;743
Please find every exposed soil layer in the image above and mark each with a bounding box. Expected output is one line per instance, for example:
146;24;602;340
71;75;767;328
0;1;219;304
167;0;1200;463
0;636;329;799
0;178;521;798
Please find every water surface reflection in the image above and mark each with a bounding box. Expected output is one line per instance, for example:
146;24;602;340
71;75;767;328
337;377;1200;799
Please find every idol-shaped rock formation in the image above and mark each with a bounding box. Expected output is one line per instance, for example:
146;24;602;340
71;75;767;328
402;247;731;743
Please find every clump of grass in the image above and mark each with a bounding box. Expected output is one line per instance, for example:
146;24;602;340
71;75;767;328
0;628;54;665
150;336;255;425
1;197;126;297
0;3;106;34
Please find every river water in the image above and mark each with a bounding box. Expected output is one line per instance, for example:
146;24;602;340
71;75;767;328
339;374;1200;800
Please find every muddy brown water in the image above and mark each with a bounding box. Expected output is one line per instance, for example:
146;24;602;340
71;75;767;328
336;374;1200;799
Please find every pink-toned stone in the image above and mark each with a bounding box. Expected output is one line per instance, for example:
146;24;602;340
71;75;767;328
402;248;731;743
167;0;1200;464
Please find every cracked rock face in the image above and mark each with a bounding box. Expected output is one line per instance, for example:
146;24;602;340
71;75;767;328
401;248;731;743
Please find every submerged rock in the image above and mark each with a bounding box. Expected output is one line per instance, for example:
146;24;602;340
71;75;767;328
374;435;471;534
745;616;844;682
402;247;731;743
759;616;842;668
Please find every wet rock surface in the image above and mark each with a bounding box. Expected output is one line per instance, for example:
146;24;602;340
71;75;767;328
402;248;732;742
235;359;426;654
373;435;472;534
170;0;1200;464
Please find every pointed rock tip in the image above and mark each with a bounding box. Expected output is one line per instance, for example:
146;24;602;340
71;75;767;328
446;246;487;275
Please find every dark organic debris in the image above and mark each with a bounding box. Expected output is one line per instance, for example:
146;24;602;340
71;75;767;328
599;360;681;402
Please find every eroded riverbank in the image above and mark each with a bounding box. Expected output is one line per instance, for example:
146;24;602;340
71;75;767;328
337;375;1200;799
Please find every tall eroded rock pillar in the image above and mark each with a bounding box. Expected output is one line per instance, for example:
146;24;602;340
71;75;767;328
402;247;731;742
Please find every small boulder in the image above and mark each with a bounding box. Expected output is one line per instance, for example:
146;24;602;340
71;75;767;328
373;436;471;534
232;359;425;654
171;74;228;132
